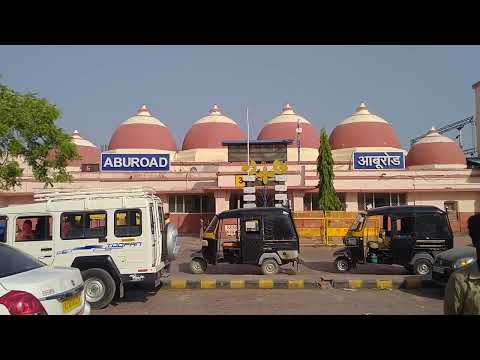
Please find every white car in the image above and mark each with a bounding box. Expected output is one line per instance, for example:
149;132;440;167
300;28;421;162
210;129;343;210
0;243;90;315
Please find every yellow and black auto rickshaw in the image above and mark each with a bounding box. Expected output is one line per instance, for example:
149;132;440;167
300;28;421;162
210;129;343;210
333;206;454;276
190;207;300;275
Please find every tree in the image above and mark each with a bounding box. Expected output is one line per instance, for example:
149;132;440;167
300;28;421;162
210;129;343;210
0;80;79;190
317;127;343;211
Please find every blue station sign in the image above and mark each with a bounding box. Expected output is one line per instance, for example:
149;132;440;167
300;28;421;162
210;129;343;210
101;153;170;172
352;151;405;170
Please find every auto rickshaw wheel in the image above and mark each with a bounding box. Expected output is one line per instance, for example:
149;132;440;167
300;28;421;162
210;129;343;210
261;259;280;275
413;258;432;276
335;257;351;273
190;258;207;274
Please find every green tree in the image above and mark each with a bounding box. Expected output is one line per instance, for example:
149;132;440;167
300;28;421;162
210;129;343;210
317;128;343;211
0;80;79;190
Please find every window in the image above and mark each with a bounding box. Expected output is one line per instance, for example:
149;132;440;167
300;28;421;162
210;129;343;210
245;219;260;232
264;213;296;240
358;193;407;210
115;209;142;237
415;214;450;239
304;193;345;211
444;201;458;219
184;195;201;213
202;195;216;213
0;217;6;243
61;212;107;240
168;195;216;213
0;244;44;278
15;216;52;242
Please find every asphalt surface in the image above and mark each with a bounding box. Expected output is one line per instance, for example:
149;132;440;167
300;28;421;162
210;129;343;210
95;286;445;315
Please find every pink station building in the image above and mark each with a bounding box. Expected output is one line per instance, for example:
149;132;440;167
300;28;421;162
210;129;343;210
2;82;480;236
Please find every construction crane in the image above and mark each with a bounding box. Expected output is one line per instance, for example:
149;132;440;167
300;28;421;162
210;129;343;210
410;115;476;155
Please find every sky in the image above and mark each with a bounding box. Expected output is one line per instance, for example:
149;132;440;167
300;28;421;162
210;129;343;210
0;45;479;151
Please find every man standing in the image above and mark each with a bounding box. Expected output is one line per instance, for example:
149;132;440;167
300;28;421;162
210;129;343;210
444;214;480;315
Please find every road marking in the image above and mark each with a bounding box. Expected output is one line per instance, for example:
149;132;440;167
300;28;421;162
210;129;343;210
376;279;393;289
170;280;187;289
259;279;274;289
230;280;245;289
201;280;216;289
288;280;304;289
349;279;363;289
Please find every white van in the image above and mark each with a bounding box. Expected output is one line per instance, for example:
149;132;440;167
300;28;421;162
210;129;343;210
0;188;178;309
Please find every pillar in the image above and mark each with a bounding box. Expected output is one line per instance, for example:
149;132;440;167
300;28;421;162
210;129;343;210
473;81;480;154
345;192;358;212
214;191;230;213
292;192;305;212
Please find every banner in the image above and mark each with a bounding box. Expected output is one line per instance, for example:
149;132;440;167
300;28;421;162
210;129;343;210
352;152;405;170
101;153;170;172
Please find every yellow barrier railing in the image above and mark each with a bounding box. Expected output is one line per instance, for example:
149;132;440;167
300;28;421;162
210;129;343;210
293;211;381;246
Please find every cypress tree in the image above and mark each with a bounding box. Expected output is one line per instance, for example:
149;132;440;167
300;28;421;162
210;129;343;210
317;128;343;211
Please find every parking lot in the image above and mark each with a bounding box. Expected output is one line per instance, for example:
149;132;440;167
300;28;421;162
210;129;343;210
93;235;470;315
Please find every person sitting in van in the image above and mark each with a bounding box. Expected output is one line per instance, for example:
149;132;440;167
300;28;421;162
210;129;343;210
17;220;34;241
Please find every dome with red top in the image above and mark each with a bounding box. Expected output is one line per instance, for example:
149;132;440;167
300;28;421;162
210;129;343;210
257;103;319;149
406;127;466;169
329;102;401;150
108;105;176;152
182;104;246;150
69;130;101;166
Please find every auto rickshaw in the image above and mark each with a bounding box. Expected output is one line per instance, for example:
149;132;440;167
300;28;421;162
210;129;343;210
333;206;453;276
190;207;300;275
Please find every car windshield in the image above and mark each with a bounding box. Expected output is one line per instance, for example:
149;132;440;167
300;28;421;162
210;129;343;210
205;216;219;233
349;214;366;232
0;244;45;278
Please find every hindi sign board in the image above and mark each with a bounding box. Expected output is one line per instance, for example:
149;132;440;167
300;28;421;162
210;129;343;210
101;153;170;172
352;152;405;170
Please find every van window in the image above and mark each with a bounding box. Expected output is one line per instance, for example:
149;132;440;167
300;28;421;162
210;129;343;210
0;217;6;243
61;212;107;239
16;216;52;242
115;209;142;237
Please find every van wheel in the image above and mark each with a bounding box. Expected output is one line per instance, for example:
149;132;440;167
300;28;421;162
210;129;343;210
261;259;279;275
82;268;116;310
190;258;207;274
413;259;432;276
335;257;350;273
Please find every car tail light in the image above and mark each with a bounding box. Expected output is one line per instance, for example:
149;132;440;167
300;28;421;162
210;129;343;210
0;291;47;315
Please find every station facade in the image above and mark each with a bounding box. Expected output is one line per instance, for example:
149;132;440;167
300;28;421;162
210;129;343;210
2;83;480;235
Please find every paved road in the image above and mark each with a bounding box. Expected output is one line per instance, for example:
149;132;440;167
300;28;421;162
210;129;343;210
95;286;444;315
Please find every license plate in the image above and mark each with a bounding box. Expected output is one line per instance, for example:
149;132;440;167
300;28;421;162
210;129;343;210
62;294;81;314
433;265;445;274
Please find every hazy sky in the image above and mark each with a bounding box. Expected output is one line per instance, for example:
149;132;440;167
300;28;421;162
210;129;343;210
0;45;479;150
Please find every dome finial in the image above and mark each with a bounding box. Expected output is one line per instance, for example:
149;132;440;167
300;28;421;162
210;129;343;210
209;104;222;115
136;104;152;116
282;103;295;114
355;102;369;112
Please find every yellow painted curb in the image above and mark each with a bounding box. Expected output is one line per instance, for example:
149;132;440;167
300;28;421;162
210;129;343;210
259;279;274;289
201;280;216;289
349;279;363;289
405;278;421;288
288;280;305;289
230;280;245;289
170;280;187;289
376;279;393;289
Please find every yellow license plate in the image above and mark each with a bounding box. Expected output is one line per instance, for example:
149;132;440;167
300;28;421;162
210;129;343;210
62;294;81;314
